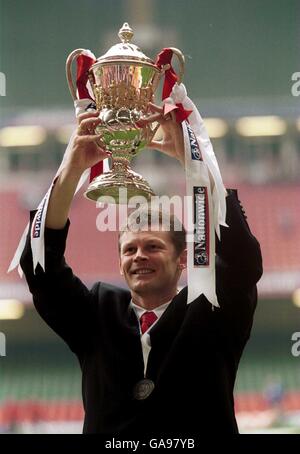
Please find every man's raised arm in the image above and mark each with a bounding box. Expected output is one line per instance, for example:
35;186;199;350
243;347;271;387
19;111;111;353
46;110;110;229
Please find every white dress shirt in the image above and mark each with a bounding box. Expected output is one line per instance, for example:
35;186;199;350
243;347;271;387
130;300;171;376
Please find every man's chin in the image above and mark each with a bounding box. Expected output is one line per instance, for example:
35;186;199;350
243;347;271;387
130;281;158;294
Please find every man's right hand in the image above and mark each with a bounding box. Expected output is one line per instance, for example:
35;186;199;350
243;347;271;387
66;111;111;173
45;111;111;230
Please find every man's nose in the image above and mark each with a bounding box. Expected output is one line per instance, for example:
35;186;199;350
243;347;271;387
133;247;148;261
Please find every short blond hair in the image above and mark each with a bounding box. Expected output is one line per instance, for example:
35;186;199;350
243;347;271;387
118;206;186;256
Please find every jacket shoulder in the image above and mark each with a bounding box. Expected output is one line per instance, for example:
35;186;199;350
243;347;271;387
91;281;131;305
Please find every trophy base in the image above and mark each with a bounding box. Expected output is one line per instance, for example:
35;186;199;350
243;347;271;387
84;168;155;204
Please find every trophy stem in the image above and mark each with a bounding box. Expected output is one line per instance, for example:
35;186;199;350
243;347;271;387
111;157;131;174
84;155;155;204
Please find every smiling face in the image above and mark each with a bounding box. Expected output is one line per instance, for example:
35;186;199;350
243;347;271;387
119;229;187;300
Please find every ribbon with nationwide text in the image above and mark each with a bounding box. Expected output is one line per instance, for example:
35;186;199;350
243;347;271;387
156;48;228;306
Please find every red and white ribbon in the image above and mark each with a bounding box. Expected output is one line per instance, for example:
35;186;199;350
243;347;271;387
156;49;228;307
8;50;107;276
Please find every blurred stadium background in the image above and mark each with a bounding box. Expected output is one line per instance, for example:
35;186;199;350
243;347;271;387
1;0;300;434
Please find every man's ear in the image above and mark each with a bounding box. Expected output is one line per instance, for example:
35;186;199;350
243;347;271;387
178;248;187;270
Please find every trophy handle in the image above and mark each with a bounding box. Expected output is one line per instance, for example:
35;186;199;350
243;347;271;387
66;48;86;100
168;47;185;84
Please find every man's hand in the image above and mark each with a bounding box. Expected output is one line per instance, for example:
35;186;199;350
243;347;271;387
66;111;111;172
138;102;185;167
45;111;111;230
140;102;217;192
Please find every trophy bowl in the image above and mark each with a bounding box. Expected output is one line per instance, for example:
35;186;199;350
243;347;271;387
66;23;184;204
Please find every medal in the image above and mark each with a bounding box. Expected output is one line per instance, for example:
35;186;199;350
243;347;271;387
133;378;155;400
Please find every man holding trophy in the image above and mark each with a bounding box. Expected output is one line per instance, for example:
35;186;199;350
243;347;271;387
11;24;263;434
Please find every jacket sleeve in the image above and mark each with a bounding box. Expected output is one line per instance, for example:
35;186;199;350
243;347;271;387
216;189;263;289
20;211;100;354
215;189;263;345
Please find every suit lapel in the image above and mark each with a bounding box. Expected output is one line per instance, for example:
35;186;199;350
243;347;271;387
115;295;145;379
146;287;188;379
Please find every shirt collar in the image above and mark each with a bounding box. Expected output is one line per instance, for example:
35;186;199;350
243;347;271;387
130;299;172;320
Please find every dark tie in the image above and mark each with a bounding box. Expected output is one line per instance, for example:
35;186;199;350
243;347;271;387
140;311;158;335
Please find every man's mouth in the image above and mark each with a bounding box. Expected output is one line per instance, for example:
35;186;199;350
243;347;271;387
132;268;155;275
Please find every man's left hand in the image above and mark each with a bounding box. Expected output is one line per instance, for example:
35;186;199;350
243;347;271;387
138;102;185;167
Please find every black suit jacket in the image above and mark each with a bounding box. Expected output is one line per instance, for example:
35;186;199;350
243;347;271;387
20;190;263;434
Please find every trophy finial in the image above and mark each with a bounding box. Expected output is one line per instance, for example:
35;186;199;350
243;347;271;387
118;23;134;43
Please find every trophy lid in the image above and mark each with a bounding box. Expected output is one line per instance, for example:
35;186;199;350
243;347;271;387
93;23;157;68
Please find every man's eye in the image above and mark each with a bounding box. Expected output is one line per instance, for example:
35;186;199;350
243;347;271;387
124;247;135;254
